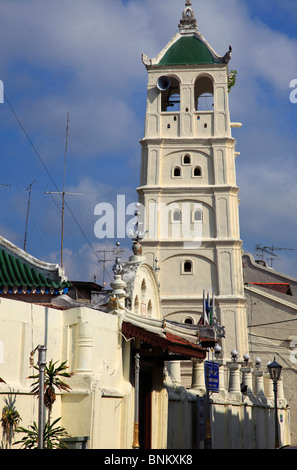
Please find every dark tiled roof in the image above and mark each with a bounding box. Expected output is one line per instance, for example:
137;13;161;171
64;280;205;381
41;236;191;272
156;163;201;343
250;282;292;295
0;249;71;295
122;322;206;360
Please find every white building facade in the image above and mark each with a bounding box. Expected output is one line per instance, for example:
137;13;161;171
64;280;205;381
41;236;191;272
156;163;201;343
0;239;291;449
138;0;248;359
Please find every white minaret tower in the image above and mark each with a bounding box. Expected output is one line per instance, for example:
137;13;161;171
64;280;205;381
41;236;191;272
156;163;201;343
137;1;248;358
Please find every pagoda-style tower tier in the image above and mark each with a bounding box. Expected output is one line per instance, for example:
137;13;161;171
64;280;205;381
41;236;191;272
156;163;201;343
137;1;248;358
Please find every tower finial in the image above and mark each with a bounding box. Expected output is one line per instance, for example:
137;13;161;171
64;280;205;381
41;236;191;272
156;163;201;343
179;0;198;33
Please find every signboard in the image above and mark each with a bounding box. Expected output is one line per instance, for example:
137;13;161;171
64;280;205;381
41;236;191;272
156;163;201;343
204;361;219;392
140;302;146;316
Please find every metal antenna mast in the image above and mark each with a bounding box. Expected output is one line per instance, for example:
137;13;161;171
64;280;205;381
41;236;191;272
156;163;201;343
255;244;294;267
97;243;125;289
45;114;86;267
24;179;37;251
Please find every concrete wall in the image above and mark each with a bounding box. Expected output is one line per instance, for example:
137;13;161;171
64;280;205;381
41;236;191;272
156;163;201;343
0;297;168;449
166;360;291;449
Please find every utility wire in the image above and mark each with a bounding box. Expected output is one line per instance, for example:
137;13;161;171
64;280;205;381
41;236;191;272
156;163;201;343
249;332;292;343
248;317;297;328
4;93;100;262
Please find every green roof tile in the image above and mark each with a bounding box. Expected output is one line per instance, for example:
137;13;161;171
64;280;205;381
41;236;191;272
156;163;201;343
158;36;215;66
0;249;71;294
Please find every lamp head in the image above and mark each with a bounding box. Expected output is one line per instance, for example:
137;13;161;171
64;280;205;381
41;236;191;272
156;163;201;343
231;349;238;362
243;353;250;365
267;357;282;382
255;357;261;369
214;344;221;358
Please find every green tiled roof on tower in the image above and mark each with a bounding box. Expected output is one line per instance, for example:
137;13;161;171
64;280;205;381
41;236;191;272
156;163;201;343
144;1;232;68
0;248;71;295
158;36;215;66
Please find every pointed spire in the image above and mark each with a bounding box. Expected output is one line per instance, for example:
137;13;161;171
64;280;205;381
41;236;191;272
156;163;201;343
179;0;198;34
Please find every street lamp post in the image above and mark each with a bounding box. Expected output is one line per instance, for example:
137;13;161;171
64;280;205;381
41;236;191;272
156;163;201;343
132;352;140;449
37;345;47;449
267;357;282;449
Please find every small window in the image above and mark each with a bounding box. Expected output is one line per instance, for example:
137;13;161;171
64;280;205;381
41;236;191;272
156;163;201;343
193;209;203;222
141;279;146;294
183;154;191;165
172;210;181;222
183;261;193;274
184;317;194;325
134;296;139;313
193;166;201;177
173;167;181;177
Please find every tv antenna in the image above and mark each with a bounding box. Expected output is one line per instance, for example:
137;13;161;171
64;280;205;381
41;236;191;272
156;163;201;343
45;113;86;267
97;242;125;289
255;244;294;268
24;179;37;251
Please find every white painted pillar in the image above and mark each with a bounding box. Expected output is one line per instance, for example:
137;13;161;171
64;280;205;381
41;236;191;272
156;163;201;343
167;361;182;386
241;365;253;395
218;362;226;394
264;372;274;401
253;370;265;398
191;359;206;391
278;377;285;401
227;362;241;397
75;321;93;374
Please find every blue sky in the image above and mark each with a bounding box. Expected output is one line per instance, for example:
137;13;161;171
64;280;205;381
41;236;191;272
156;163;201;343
0;0;297;285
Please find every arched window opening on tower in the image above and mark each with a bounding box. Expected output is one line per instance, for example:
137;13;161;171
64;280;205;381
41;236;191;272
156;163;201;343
193;166;202;177
141;279;146;294
173;166;181;178
183;317;194;325
183;260;193;274
172;209;181;222
194;76;214;111
183;154;191;165
161;76;180;112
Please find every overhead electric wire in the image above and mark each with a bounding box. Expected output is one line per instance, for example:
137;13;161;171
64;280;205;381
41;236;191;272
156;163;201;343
4;93;100;263
249;332;292;343
248;317;297;328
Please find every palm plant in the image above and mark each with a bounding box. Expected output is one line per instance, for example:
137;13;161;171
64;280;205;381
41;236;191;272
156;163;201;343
14;417;70;449
1;397;21;449
28;359;72;424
